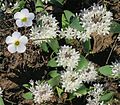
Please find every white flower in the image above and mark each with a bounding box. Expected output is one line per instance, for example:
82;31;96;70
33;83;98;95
14;8;35;27
41;0;50;4
61;70;82;93
29;80;54;104
60;27;90;42
30;14;59;44
79;62;98;83
60;27;81;39
87;84;104;105
111;61;120;77
80;4;113;36
56;45;80;70
0;87;3;97
6;31;28;53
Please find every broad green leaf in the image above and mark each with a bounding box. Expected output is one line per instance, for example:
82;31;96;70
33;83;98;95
48;75;60;87
22;92;33;100
74;85;88;96
70;17;84;32
56;87;63;97
77;55;88;70
0;97;4;105
47;57;57;67
49;70;60;78
98;65;112;77
48;39;60;53
62;10;75;28
100;92;114;102
83;39;91;53
41;42;49;52
110;21;120;33
35;0;44;12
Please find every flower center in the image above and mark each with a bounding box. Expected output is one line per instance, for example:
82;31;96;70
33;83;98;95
21;17;28;22
15;40;20;46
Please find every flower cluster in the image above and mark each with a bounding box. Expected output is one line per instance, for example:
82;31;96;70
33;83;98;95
56;45;80;70
29;80;54;104
111;61;120;77
60;27;81;39
80;4;113;36
87;84;104;105
30;14;59;44
61;70;82;93
79;62;98;83
0;87;3;97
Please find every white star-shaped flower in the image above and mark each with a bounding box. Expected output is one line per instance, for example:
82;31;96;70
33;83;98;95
6;31;28;53
14;8;35;27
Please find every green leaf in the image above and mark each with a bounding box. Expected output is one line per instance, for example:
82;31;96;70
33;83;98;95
23;84;30;88
98;65;112;77
110;21;120;33
0;97;4;105
47;57;57;67
48;75;60;87
12;0;26;12
23;92;33;100
35;0;44;12
67;93;76;100
100;92;114;102
62;10;75;28
83;39;91;53
41;42;49;52
48;39;60;53
74;85;88;96
49;70;60;78
50;0;64;7
70;17;84;32
77;55;88;70
56;87;63;97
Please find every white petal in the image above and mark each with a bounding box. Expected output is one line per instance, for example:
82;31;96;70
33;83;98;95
17;44;26;53
28;13;35;20
7;44;16;53
6;36;14;44
24;20;32;27
12;31;21;39
21;8;29;16
16;20;24;27
14;12;24;19
19;36;28;44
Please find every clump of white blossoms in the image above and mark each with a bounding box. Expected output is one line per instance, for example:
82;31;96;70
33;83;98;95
111;61;120;77
87;84;105;105
30;14;59;44
5;31;28;53
41;0;50;4
29;80;54;104
60;27;81;39
56;45;80;70
61;70;82;93
79;62;98;83
60;27;90;42
14;8;35;27
0;87;3;97
80;4;113;36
